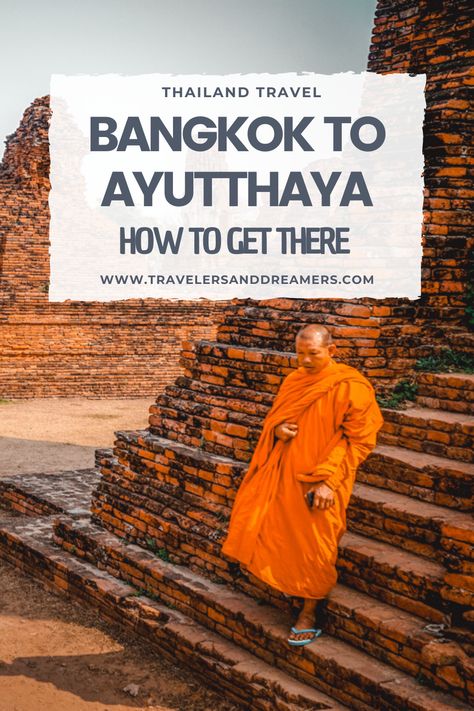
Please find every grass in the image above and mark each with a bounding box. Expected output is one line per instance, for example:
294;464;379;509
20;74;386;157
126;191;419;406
145;537;170;562
128;587;174;607
377;380;418;410
415;348;474;374
465;248;474;331
377;349;474;409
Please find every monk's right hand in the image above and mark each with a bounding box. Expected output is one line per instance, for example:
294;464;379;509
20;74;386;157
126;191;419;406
274;422;298;442
309;482;335;509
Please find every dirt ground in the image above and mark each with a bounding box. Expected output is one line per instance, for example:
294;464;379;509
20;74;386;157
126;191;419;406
0;398;241;711
0;398;151;476
0;557;241;711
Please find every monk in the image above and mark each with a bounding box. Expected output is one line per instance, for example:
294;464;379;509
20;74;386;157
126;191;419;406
221;324;384;645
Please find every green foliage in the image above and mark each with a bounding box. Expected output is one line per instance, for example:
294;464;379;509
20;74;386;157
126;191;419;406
129;587;169;606
465;249;474;331
145;537;156;551
0;399;10;405
376;379;418;410
465;285;474;331
145;588;162;602
39;281;49;293
144;537;170;561
415;348;474;374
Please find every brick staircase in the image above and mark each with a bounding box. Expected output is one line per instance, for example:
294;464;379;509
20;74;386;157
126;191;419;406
0;302;472;710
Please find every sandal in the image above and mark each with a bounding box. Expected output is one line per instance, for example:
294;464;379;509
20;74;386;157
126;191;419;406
287;626;323;646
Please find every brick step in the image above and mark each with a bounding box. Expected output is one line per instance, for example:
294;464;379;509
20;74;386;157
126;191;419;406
178;338;408;397
338;532;472;627
214;305;421;380
53;515;473;709
110;428;474;551
215;302;382;351
0;513;342;711
153;383;267;439
179;342;290;397
1;462;472;700
214;305;472;380
91;444;473;625
92;459;230;552
217;300;420;336
0;468;99;517
444;330;474;354
380;406;474;463
168;376;274;408
149;376;276;462
160;380;273;418
117;418;474;528
1;465;471;667
216;322;380;355
92;475;473;630
107;429;245;507
171;373;276;408
95;446;238;523
358;444;473;511
349;482;474;571
415;372;474;414
183;339;297;371
94;487;473;638
4;463;467;630
91;448;474;624
149;391;263;463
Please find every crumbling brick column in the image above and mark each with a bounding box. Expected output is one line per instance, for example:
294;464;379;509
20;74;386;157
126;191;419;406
0;98;228;398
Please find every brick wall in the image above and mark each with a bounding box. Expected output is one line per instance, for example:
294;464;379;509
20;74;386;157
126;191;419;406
0;6;472;707
1;0;472;398
368;0;473;327
0;97;228;397
212;0;474;371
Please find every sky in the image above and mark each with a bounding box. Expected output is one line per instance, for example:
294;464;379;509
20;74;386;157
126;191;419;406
0;0;377;159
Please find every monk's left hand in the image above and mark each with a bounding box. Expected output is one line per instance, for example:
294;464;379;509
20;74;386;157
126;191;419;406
308;483;335;509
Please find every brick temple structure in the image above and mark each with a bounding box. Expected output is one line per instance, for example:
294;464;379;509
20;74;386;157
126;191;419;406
0;1;473;709
0;98;226;397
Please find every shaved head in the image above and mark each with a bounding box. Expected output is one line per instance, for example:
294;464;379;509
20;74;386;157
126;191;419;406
295;324;333;346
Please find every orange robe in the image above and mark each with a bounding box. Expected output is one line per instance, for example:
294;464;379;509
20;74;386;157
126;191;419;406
221;357;384;599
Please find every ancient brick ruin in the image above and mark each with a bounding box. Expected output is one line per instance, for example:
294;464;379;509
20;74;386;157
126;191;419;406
0;99;226;397
0;1;473;709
